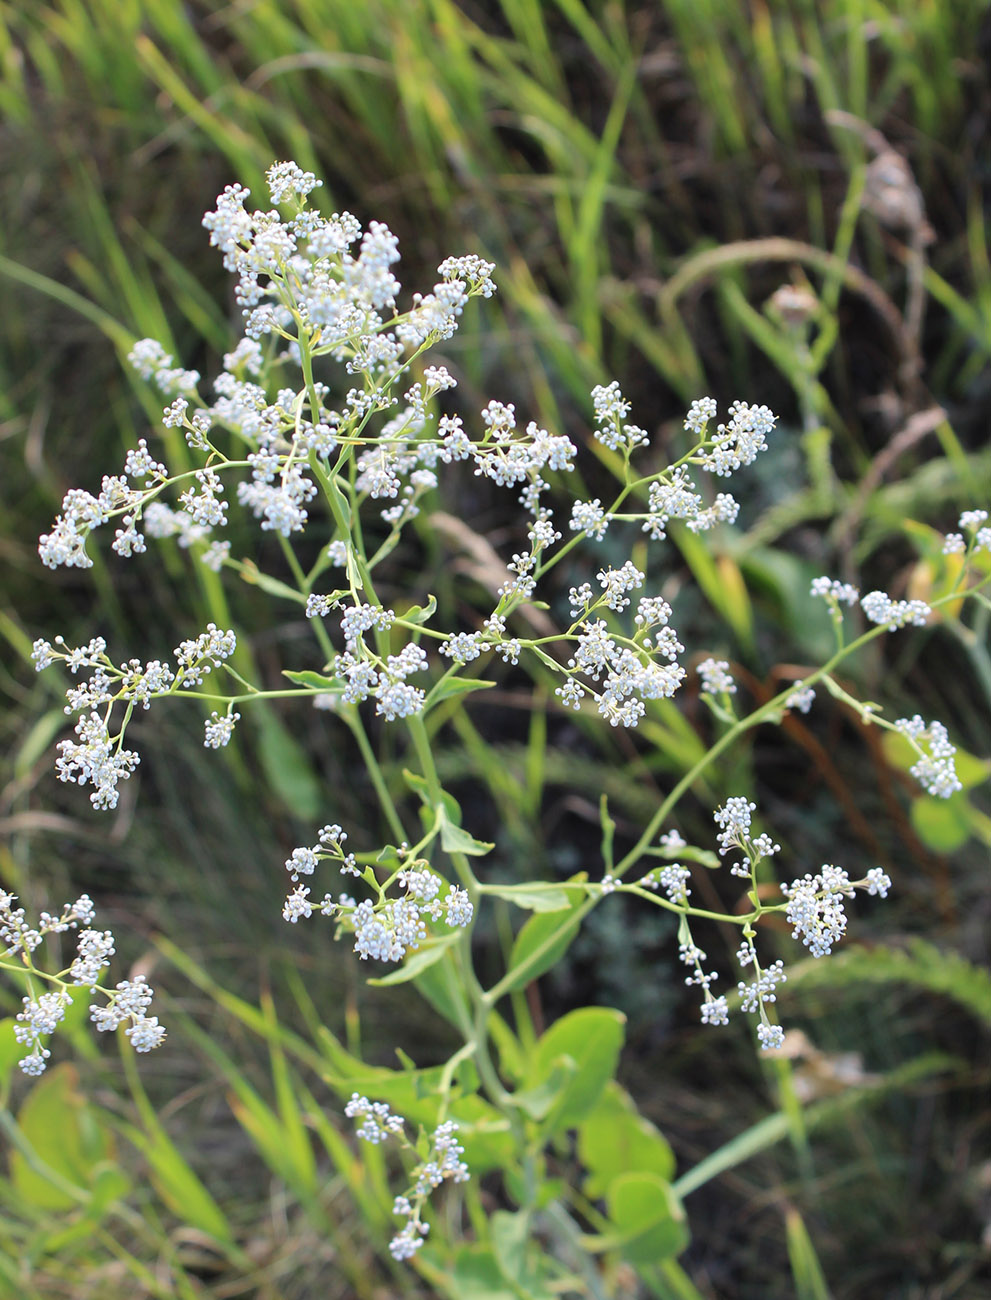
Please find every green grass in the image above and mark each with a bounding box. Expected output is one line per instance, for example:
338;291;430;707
1;2;989;1296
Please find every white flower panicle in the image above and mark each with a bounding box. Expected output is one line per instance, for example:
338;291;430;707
346;1095;469;1262
738;959;786;1014
785;683;816;714
1;893;165;1074
590;381;648;453
682;798;895;1048
783;865;854;957
29;160;978;1130
894;715;961;798
699;401;776;477
204;710;240;749
698;657;736;696
280;830;473;961
811;576;860;606
957;508;989;548
860;590;931;630
37;171;788;765
174;624;237;686
713;797;757;855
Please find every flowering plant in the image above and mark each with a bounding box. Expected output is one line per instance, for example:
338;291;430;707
10;161;989;1289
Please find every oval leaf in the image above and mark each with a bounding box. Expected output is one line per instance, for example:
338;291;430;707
605;1171;689;1264
578;1082;675;1198
368;933;462;987
911;793;971;852
504;887;584;994
529;1007;625;1134
483;885;571;912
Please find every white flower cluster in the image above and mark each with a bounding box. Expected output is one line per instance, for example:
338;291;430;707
810;576;859;606
677;801;893;1048
644;468;740;542
14;990;72;1076
38;177;502;570
469;401;577;498
281;832;472;963
731;931;788;1051
783;865;855;958
894;715;961;798
305;610;435;722
541;390;766;550
945;509;991;555
570;497;610;540
204;710;240;749
679;938;728;1027
712;797;757;856
555;587;687;728
346;1095;469;1262
737;958;787;1014
860;590;931;630
711;799;779;879
656;864;692;903
127;338;199;395
173;624;236;687
699;400;776;477
590;381;648;453
697;657;736;696
785;683;816;714
55;712;139;810
33;627;238;809
1;892;165;1074
780;863;892;962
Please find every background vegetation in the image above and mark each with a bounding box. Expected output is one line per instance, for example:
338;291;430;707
0;1;989;1296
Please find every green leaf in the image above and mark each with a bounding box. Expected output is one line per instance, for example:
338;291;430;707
10;1064;113;1211
578;1082;675;1198
528;1007;625;1134
503;887;585;994
447;1246;522;1300
910;792;972;852
402;594;437;625
253;703;323;820
481;884;572;912
512;1064;573;1121
785;939;991;1023
441;1095;515;1176
368;932;462;987
88;1162;132;1215
120;1116;233;1243
324;471;352;531
413;946;473;1031
282;668;339;691
426;675;496;709
674;526;753;653
491;1210;528;1286
740;550;835;661
437;804;494;857
488;1209;554;1296
785;1206;834;1300
403;770;464;832
603;1172;689;1264
14;709;65;780
0;1019;21;1085
237;560;307;604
